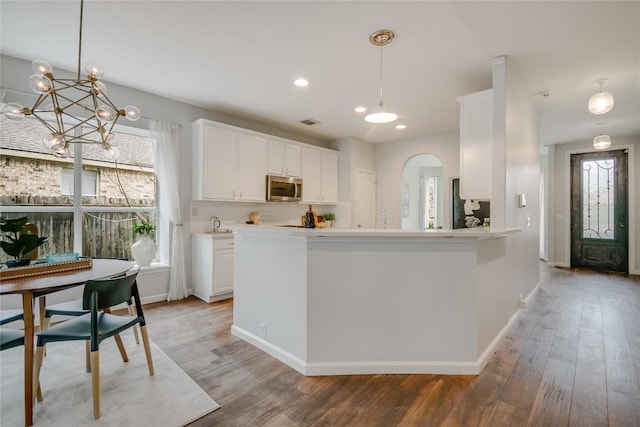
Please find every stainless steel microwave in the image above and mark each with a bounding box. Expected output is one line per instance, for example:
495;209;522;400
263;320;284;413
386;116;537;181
266;175;302;202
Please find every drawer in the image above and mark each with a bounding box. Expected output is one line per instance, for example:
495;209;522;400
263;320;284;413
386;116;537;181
214;238;235;250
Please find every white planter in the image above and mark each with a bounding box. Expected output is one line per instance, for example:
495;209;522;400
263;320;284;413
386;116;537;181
131;235;157;267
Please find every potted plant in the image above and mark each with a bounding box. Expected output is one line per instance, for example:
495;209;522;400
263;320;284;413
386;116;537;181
0;216;48;267
130;219;157;267
322;213;335;228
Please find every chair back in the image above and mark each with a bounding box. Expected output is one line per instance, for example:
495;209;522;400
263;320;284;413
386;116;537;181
82;269;139;311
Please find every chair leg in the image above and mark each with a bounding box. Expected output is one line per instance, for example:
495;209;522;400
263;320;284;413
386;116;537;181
128;305;140;344
42;316;51;357
33;346;45;403
90;350;100;419
140;325;155;376
113;334;129;363
85;341;91;372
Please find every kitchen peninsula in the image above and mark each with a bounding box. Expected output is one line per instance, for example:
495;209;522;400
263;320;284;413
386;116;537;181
230;225;523;376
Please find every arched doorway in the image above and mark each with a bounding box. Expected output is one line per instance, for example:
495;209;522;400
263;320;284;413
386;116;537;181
401;154;443;230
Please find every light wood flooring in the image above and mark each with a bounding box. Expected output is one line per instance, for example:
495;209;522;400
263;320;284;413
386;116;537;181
143;265;640;426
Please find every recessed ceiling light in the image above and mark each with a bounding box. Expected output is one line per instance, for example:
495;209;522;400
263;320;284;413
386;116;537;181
294;78;309;87
395;124;406;130
355;106;367;113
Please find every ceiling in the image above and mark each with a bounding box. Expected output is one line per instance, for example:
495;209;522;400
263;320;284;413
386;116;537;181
1;1;639;145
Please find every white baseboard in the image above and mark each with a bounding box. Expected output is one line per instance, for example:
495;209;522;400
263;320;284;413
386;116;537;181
231;325;307;374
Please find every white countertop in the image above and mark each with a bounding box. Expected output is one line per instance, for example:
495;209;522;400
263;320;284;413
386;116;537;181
228;224;520;239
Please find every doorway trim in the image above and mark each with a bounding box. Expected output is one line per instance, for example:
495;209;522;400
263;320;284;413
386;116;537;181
562;144;636;274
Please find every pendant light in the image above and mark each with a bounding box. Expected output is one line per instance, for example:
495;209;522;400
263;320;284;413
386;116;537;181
593;122;611;150
588;79;614;115
365;29;398;124
2;0;140;160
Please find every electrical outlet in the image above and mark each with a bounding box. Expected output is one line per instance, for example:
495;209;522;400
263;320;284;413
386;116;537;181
191;206;198;216
259;323;267;338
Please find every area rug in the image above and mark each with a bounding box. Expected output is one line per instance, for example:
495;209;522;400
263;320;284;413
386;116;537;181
0;336;220;426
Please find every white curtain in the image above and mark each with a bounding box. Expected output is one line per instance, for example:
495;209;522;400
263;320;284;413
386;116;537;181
150;120;188;300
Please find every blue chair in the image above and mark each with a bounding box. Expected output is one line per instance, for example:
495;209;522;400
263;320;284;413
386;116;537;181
0;309;24;350
41;265;141;371
33;268;153;419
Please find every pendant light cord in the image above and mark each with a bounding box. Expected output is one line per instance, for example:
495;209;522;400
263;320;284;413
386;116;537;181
77;0;84;80
378;45;384;108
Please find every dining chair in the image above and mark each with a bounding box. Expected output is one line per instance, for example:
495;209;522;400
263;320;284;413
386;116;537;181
33;268;154;419
40;265;141;370
0;309;24;350
0;308;24;326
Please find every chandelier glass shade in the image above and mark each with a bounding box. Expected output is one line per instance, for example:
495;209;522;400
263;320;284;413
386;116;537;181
593;134;611;150
588;79;614;115
2;0;139;159
365;29;397;124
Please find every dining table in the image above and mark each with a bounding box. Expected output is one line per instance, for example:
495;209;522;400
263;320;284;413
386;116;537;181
0;258;134;426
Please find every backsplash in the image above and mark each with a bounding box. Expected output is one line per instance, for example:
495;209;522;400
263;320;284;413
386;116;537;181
189;201;337;233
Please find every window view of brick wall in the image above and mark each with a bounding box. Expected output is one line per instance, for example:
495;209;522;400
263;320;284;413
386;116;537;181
0;115;156;262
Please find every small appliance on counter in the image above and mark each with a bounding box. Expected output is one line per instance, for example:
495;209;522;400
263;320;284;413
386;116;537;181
303;205;316;228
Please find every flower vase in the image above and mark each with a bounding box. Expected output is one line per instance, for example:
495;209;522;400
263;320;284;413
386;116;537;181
131;235;157;267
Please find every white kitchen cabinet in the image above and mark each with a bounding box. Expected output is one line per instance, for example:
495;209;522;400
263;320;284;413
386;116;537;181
235;132;268;201
192;121;236;201
268;139;302;177
301;147;338;204
192;234;234;302
457;89;493;200
192;119;267;202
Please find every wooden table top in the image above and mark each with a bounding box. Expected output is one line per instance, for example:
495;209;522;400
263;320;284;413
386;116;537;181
0;259;134;295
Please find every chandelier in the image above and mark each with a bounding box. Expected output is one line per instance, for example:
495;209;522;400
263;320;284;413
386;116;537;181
2;0;139;159
364;29;398;124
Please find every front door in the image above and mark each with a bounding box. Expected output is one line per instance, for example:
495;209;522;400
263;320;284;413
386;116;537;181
570;149;628;272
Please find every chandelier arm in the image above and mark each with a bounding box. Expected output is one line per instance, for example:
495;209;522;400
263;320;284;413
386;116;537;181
29;113;58;134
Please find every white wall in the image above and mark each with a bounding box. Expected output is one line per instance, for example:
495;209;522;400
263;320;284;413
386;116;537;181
493;56;540;306
548;135;639;274
375;130;460;229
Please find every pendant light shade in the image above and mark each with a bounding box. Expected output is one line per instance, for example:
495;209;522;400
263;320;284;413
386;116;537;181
593;134;611;150
588;79;614;114
364;29;397;124
365;110;398;124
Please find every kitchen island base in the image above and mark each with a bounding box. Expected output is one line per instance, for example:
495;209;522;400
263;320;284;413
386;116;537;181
231;227;533;376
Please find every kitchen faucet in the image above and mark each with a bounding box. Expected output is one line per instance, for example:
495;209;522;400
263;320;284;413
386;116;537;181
382;209;387;229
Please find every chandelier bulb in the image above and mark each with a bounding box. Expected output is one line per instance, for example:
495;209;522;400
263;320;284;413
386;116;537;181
96;105;117;122
29;74;53;94
2;103;26;121
31;59;53;76
41;133;64;150
93;81;108;96
104;145;121;161
123;105;141;121
84;61;105;79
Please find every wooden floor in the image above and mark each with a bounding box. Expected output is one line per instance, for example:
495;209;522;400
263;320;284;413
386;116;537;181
143;265;640;426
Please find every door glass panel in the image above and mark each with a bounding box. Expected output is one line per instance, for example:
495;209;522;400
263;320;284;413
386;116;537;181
582;158;615;240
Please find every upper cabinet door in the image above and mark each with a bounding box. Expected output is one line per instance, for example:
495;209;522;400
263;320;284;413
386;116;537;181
235;132;267;202
321;151;338;204
267;139;286;175
302;147;322;203
457;89;493;200
268;139;302;177
284;143;302;177
200;123;236;200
